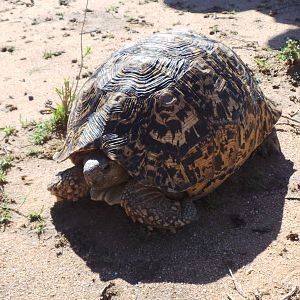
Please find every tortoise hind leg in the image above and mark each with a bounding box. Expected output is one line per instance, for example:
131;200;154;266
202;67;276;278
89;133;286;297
257;128;281;157
121;181;198;230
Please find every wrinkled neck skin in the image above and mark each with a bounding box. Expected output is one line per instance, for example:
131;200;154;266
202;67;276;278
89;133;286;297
82;151;130;190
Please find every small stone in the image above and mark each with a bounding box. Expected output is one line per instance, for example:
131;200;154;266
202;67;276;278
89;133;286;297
28;95;34;101
5;104;17;112
59;0;69;5
71;59;77;63
246;268;254;275
286;232;299;241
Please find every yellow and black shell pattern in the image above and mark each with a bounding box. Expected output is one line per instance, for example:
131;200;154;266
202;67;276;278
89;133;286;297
55;30;281;198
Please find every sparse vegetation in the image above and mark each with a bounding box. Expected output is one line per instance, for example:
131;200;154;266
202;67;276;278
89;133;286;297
0;126;17;137
56;12;64;20
105;5;119;15
19;116;36;129
30;79;76;145
31;80;74;146
28;208;46;236
0;200;12;227
34;221;47;236
32;122;52;145
30;28;91;145
28;208;44;223
27;147;42;157
52;79;76;128
254;56;271;74
279;38;300;65
0;155;13;172
0;171;7;185
0;155;13;185
209;25;220;35
43;50;65;59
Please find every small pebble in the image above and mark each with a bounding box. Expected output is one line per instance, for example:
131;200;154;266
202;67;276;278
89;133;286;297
286;232;299;241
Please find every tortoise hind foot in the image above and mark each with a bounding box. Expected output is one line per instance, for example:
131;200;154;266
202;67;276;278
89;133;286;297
121;181;198;230
47;165;89;201
257;128;281;157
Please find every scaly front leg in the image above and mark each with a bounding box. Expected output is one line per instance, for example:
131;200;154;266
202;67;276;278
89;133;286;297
121;180;198;230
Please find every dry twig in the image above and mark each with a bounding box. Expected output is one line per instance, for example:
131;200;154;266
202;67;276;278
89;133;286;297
74;0;90;96
226;294;235;300
281;115;300;125
100;282;115;300
286;196;300;201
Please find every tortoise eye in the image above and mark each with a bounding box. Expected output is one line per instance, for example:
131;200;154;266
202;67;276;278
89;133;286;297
159;93;177;106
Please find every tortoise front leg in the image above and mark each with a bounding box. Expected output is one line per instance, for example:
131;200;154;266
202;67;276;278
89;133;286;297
121;180;198;230
48;165;90;201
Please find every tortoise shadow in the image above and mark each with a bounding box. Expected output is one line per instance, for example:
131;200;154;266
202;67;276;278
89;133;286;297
163;0;300;48
51;153;294;284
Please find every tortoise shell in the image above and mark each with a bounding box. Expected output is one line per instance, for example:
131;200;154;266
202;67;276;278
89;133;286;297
55;30;281;198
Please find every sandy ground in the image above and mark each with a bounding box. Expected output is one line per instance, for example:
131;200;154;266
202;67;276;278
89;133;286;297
0;0;300;299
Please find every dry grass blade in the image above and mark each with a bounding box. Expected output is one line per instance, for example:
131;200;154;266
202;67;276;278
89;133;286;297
228;267;249;299
280;286;299;300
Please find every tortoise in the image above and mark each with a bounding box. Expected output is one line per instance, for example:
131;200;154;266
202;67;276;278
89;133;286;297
48;29;281;230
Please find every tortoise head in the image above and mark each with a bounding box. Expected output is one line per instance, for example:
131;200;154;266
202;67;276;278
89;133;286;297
83;151;130;190
47;151;129;202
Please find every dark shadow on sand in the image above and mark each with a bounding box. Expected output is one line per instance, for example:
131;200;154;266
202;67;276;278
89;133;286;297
51;153;294;284
163;0;300;48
